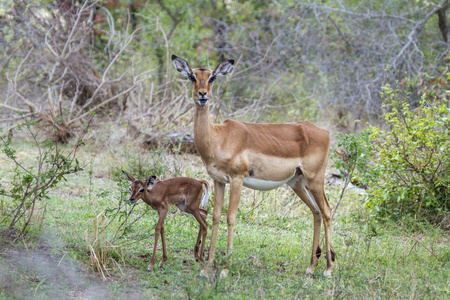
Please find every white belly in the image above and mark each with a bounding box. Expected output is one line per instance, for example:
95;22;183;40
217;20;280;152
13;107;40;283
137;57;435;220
243;170;298;191
208;162;301;191
209;174;229;184
242;177;289;191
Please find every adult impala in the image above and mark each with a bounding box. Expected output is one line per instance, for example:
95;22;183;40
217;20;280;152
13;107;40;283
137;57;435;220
172;55;335;277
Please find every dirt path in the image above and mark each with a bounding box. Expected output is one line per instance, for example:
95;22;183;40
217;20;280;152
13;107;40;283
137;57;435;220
0;234;119;299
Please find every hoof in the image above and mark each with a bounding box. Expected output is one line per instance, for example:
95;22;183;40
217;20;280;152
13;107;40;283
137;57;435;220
306;268;314;276
147;268;153;272
323;270;332;278
159;265;165;270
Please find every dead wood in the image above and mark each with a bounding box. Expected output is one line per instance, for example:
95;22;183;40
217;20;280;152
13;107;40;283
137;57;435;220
127;121;197;154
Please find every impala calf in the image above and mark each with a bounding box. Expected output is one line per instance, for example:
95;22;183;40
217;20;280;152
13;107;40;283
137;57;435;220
172;55;335;277
123;171;210;271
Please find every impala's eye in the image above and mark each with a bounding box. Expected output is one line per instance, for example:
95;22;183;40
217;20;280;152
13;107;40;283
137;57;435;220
138;188;145;193
189;74;197;83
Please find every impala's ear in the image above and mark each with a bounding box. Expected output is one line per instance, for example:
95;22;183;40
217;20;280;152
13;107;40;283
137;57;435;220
146;175;156;187
209;59;234;83
172;55;197;82
122;170;136;182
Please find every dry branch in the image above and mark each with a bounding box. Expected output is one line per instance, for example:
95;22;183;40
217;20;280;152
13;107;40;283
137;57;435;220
1;0;151;142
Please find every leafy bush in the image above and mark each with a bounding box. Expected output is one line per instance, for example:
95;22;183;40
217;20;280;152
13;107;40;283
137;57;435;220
0;120;87;236
332;130;374;218
364;78;450;221
335;69;450;222
333;130;374;188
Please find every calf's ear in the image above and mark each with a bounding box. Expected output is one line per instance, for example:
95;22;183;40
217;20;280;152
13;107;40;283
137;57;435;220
146;175;157;187
122;170;136;182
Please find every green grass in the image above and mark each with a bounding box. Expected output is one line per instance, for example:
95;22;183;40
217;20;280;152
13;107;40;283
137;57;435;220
1;136;449;299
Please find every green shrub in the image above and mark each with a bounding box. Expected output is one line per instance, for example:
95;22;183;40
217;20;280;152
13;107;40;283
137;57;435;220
332;130;374;218
364;80;450;221
333;129;374;189
334;68;450;222
0;120;86;236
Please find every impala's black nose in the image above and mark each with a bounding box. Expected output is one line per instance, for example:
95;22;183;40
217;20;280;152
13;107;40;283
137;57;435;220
198;92;208;105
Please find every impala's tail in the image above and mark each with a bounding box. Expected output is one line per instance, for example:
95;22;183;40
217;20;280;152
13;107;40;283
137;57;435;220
200;181;210;207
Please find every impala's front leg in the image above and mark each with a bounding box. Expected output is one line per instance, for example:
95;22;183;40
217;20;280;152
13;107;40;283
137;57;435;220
148;209;168;271
202;180;225;276
227;176;244;250
159;224;168;268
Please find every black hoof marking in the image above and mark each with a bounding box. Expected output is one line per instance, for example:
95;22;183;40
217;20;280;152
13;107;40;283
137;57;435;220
316;246;322;259
331;250;336;262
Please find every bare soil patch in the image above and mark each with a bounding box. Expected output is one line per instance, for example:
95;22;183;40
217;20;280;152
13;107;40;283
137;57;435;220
0;234;142;299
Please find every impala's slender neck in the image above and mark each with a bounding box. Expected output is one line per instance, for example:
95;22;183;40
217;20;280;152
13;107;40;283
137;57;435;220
142;189;162;211
141;190;151;205
193;104;214;159
144;186;161;203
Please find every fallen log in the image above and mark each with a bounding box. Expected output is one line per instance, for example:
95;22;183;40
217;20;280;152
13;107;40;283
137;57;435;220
127;121;197;154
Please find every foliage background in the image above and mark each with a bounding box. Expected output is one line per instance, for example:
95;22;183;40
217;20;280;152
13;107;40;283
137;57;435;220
2;0;450;130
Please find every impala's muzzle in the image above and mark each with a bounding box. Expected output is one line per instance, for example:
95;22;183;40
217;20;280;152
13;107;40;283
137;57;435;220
128;190;137;204
198;92;208;106
198;98;208;106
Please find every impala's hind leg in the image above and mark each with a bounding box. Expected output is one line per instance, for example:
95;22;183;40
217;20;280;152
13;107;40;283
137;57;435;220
194;229;202;261
192;209;208;262
199;208;208;261
290;176;323;275
308;182;334;277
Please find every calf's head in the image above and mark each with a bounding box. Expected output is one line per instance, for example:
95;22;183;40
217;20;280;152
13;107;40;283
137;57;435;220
122;171;156;204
